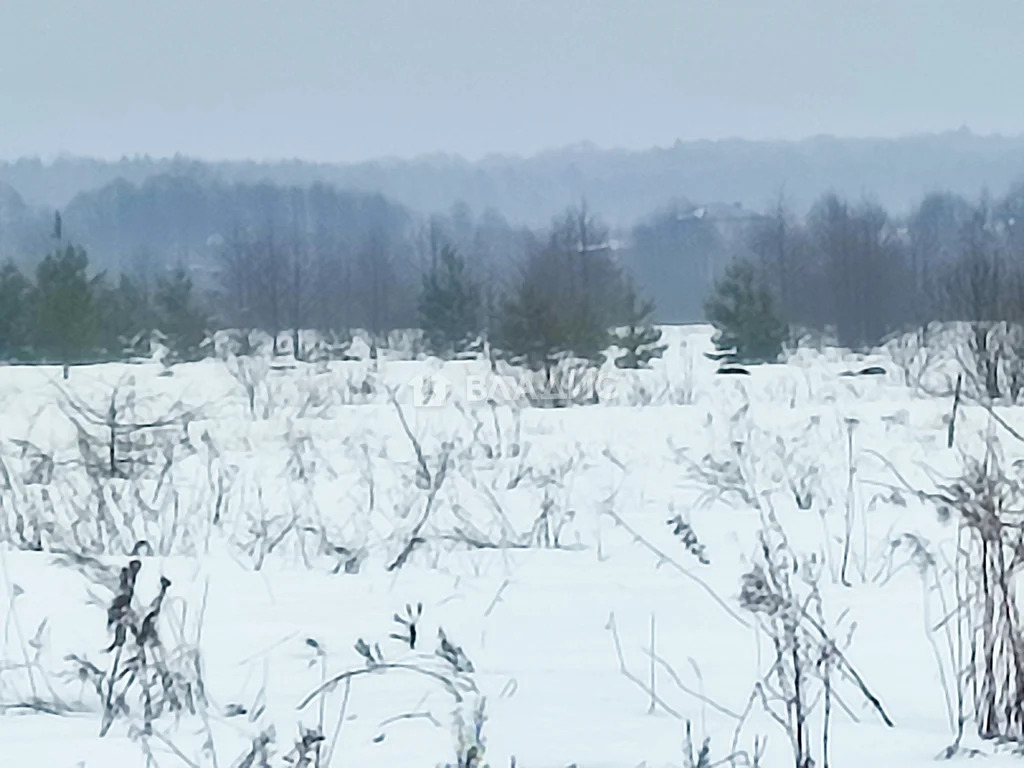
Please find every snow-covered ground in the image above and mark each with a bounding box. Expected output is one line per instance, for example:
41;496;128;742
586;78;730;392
0;325;1020;766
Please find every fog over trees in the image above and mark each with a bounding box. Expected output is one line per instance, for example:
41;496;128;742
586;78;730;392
4;130;1024;223
2;131;1024;366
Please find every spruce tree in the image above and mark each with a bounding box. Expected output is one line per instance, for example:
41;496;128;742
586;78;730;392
704;260;787;364
97;274;155;356
613;283;666;369
34;244;99;364
494;246;619;373
155;267;209;363
494;273;567;373
0;262;33;359
418;244;482;358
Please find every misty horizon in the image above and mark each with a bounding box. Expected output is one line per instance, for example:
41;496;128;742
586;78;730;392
0;124;1018;167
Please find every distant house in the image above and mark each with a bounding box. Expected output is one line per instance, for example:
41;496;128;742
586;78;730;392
618;200;766;322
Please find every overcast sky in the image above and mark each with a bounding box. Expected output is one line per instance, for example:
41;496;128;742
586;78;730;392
1;0;1022;162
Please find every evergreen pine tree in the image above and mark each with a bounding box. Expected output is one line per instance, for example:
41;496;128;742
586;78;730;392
493;273;567;373
155;267;209;363
704;260;787;364
418;244;482;358
97;274;155;356
613;283;666;369
0;261;34;359
494;247;617;374
34;244;99;364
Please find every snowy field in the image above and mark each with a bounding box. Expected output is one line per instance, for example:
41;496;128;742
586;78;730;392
1;325;1022;767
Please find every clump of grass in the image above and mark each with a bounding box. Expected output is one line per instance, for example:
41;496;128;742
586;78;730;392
738;525;893;768
59;557;207;738
298;606;484;767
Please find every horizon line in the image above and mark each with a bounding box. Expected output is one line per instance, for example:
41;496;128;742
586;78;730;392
2;124;1020;168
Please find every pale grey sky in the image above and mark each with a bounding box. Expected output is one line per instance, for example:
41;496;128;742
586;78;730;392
1;0;1022;162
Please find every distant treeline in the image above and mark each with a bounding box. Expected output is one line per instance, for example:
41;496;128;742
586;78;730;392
2;165;1024;365
4;130;1024;223
0;202;654;374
